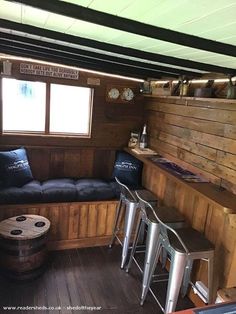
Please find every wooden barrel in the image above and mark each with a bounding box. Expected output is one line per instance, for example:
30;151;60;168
0;214;50;280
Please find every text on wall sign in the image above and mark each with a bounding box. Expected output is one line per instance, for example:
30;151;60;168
20;63;79;80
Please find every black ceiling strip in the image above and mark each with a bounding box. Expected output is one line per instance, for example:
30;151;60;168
6;0;236;57
0;45;147;79
0;40;172;78
0;19;235;75
0;32;202;77
0;42;98;68
0;42;168;79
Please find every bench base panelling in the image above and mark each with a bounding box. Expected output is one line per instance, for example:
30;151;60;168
0;200;120;250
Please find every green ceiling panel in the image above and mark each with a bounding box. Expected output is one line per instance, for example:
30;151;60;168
199;23;236;42
66;20;122;42
89;0;136;15
175;5;236;38
62;0;236;46
1;0;236;76
59;0;93;6
0;0;22;22
140;1;236;30
22;7;49;28
45;13;75;32
118;0;161;20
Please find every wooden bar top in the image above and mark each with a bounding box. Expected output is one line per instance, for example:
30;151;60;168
125;147;236;214
172;302;236;314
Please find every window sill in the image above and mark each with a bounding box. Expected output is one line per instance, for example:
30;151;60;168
1;132;91;139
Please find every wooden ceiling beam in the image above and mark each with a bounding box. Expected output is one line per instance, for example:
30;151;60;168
0;32;202;78
6;0;236;57
0;41;170;79
0;19;235;75
0;44;147;79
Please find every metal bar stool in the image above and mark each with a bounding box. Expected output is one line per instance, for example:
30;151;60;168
126;193;186;310
135;193;215;314
109;177;158;269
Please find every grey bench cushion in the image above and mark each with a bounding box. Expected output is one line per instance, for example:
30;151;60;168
0;178;117;205
0;180;42;204
42;178;77;203
75;178;116;201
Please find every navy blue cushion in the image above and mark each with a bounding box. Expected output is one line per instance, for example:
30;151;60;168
0;180;42;204
75;179;116;201
0;147;33;188
112;151;143;188
109;180;121;198
42;178;77;203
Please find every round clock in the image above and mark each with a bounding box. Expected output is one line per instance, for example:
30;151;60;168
121;88;134;101
108;88;120;99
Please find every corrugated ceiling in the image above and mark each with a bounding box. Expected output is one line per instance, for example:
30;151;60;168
0;0;236;79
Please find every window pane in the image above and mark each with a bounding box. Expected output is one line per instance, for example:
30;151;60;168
2;78;46;132
50;84;92;135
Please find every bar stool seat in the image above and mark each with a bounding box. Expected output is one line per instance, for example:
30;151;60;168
169;228;214;252
147;206;186;224
109;177;158;269
133;193;215;314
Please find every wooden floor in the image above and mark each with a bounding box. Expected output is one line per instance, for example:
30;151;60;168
0;246;194;314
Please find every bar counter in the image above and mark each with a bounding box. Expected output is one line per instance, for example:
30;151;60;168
124;147;236;298
125;147;236;214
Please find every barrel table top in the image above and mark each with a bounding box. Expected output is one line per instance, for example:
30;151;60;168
0;215;50;240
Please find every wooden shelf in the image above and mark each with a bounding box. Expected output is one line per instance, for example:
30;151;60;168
142;94;236;103
125;147;236;214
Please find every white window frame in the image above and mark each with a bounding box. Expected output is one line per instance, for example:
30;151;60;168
1;77;94;138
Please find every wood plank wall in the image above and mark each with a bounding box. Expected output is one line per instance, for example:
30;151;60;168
28;147;116;180
0;59;144;178
144;96;236;195
0;59;143;151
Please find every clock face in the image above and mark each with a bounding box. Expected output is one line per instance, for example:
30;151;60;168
122;88;134;101
108;88;120;99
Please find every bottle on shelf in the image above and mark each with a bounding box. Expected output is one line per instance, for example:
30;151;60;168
227;76;236;99
139;124;148;149
180;78;189;96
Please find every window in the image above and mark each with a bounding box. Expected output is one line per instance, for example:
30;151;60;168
50;84;92;135
1;78;93;137
2;79;46;132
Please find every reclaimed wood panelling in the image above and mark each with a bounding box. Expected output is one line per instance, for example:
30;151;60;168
146;101;236;124
0;201;119;250
0;61;143;150
159;132;217;161
145;96;236;194
164;113;225;137
0;62;144;185
149;141;221;184
141;161;236;294
18;147;116;180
